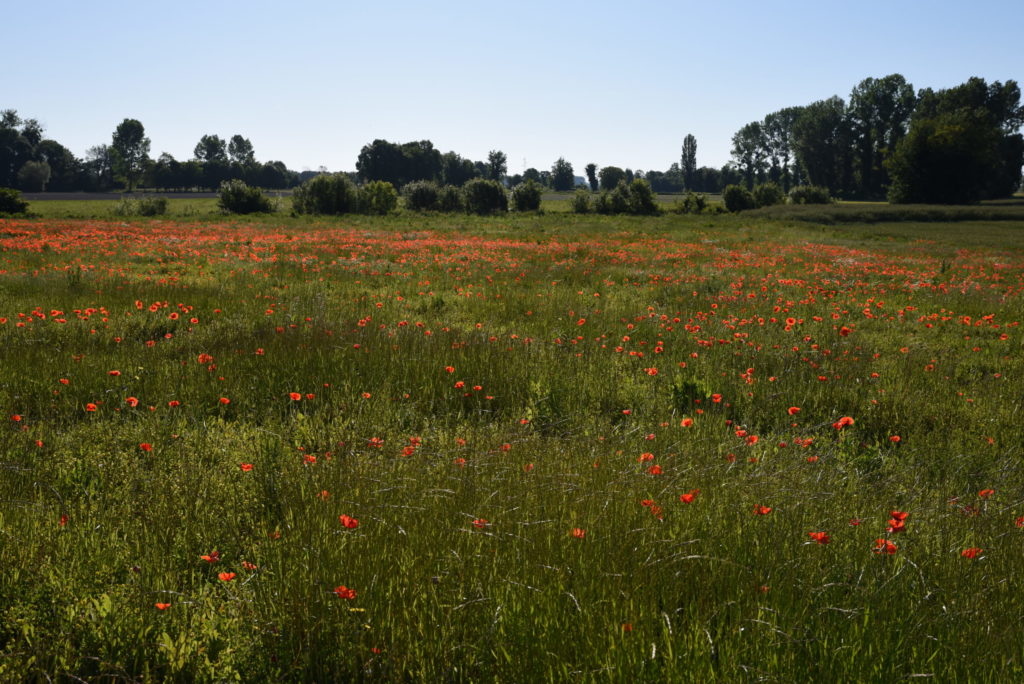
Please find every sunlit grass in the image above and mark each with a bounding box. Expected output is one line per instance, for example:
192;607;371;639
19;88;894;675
1;213;1023;680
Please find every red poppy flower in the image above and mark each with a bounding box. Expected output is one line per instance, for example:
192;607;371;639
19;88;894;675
154;603;171;610
978;489;994;499
961;547;983;559
289;392;301;401
680;489;700;504
201;550;221;563
219;397;230;405
873;539;897;555
572;528;586;538
240;463;253;472
472;518;488;529
753;505;772;516
787;406;800;415
85;403;97;412
647;464;662;475
339;514;359;529
125;397;139;407
108;370;121;376
808;531;831;544
217;572;236;581
139;443;152;452
334;585;357;600
680;418;693;427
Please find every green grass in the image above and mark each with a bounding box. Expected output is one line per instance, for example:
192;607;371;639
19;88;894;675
1;211;1024;680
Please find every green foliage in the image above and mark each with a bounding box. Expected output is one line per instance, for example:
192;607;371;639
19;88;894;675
628;178;658;215
17;160;50;192
110;119;150;192
723;184;757;212
677;191;708;214
752;181;786;207
463;178;508;215
111;196;168;217
887;110;1003;204
571;188;592;214
358;180;398;215
598;166;625;191
438;185;464;212
788;185;833;204
403;180;441;212
217;179;273;214
550;158;575;192
0;187;28;214
511;179;543;212
292;173;358;215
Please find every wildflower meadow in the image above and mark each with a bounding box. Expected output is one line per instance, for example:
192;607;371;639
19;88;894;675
3;209;1024;680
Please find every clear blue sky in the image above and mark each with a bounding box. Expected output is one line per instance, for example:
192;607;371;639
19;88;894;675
5;0;1022;174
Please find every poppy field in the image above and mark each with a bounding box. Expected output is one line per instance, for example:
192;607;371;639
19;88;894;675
3;212;1024;680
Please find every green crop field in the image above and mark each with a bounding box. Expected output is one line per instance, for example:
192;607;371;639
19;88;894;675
2;208;1024;680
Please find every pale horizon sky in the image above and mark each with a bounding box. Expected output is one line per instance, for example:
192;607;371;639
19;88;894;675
5;0;1022;175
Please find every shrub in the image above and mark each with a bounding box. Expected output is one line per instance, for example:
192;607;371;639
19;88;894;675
628;178;658;215
0;188;29;215
292;173;358;215
571;188;592;214
359;181;398;215
403;181;441;212
437;185;464;212
677;191;708;214
511;179;543;212
753;182;786;208
608;181;631;214
594;190;612;214
218;180;274;214
723;184;756;212
463;178;508;215
112;196;168;217
788;185;833;204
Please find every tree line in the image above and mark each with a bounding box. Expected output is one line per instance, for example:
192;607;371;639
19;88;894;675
728;75;1023;203
0;113;308;193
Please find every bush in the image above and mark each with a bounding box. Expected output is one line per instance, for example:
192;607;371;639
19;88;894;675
628;178;658;215
677;191;708;214
788;185;833;204
753;182;786;208
403;181;441;212
112;196;168;217
218;180;274;214
511;179;543;212
292;173;358;215
609;181;631;214
723;184;757;212
359;181;398;215
438;185;464;212
571;188;592;214
463;178;508;215
0;188;29;215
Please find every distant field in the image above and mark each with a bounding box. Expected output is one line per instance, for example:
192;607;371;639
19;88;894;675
2;209;1024;680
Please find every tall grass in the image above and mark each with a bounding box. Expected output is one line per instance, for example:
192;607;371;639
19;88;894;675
0;214;1023;679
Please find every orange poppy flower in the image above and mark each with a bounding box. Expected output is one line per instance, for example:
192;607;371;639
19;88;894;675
334;585;357;600
154;603;171;610
217;572;236;581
